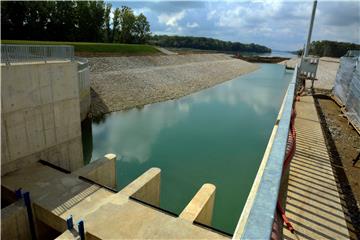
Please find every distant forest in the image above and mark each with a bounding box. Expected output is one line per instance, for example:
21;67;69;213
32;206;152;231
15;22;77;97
150;35;271;53
1;1;271;53
296;40;360;58
1;1;151;44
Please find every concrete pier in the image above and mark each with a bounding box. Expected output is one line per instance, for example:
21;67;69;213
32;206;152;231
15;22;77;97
180;183;216;225
283;96;350;239
1;156;227;239
73;154;116;189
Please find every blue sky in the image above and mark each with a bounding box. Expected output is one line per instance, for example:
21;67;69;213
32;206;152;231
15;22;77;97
109;1;360;51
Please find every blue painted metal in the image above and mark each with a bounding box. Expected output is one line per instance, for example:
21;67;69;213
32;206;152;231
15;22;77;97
23;192;36;240
78;220;85;240
15;188;22;200
239;66;298;239
67;215;74;230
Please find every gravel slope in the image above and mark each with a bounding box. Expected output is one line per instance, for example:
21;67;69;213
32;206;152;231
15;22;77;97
89;54;259;117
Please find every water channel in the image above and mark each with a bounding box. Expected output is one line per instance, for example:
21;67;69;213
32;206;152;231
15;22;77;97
82;63;293;233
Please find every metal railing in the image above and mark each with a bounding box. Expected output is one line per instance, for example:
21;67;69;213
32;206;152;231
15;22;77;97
1;44;74;65
234;65;298;239
76;57;89;71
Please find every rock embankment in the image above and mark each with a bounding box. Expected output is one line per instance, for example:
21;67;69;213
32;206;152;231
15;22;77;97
89;54;259;117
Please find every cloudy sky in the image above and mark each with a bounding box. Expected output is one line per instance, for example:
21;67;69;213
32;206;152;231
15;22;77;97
110;1;360;51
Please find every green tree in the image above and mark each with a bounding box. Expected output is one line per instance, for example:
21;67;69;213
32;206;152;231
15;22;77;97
133;13;150;43
119;6;136;44
104;3;112;42
112;8;121;42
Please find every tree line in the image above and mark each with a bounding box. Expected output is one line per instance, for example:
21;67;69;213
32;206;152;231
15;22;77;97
296;40;360;58
150;35;271;53
1;1;151;44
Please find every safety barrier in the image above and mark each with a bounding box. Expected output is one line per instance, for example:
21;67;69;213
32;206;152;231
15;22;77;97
1;44;74;65
233;65;298;239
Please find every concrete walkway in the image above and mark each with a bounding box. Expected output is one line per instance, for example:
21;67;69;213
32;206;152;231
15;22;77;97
154;47;178;55
283;96;350;239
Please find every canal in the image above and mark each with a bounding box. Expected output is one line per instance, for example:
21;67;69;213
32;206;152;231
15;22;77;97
82;63;293;234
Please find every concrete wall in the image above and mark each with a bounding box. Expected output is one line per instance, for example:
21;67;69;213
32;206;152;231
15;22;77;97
78;67;90;121
1;200;31;240
1;62;83;175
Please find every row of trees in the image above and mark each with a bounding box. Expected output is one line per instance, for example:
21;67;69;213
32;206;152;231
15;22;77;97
1;1;151;44
296;40;360;58
150;35;271;53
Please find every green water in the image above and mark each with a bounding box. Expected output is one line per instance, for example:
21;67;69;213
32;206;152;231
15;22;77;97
84;64;293;234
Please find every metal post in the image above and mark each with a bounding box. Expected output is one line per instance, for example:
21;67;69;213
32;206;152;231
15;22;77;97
15;188;22;200
304;0;317;57
23;192;37;240
67;215;74;230
78;220;85;240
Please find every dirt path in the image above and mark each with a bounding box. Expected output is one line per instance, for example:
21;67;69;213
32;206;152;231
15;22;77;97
88;54;259;118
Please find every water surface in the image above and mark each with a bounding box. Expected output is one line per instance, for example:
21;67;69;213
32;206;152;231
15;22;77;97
84;64;293;233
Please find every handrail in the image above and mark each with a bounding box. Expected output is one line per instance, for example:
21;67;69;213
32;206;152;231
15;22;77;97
233;65;298;239
1;44;74;65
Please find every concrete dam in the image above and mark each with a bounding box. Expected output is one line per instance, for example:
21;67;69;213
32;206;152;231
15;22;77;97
1;44;356;239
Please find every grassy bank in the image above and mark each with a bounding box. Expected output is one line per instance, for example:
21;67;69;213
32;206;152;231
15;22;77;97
1;40;160;56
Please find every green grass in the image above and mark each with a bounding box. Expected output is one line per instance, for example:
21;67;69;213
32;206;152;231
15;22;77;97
1;40;160;55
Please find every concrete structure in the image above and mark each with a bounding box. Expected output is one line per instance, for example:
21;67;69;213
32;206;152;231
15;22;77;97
180;183;216;226
73;154;116;189
283;96;350;239
1;200;31;240
1;61;83;175
77;58;91;121
1;154;226;239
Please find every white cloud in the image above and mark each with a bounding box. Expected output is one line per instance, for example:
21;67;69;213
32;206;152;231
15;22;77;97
133;7;151;16
207;10;217;20
158;10;186;27
186;22;199;28
125;1;359;50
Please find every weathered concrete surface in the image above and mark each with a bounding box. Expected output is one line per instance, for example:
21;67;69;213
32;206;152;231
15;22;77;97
2;163;227;239
120;167;161;207
1;200;31;240
283;96;350;239
78;66;90;121
180;183;216;226
1;62;83;175
73;154;116;189
56;229;80;240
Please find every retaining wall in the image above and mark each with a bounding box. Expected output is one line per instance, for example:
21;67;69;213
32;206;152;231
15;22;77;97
1;61;83;175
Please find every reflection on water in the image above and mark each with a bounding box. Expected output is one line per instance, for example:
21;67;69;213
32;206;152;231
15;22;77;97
82;64;293;233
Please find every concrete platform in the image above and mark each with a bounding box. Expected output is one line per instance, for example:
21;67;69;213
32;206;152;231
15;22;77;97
283;96;350;239
1;162;228;239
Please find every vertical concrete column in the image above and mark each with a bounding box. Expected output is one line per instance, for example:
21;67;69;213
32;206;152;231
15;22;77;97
120;168;161;207
104;153;116;189
73;153;117;189
179;183;216;226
